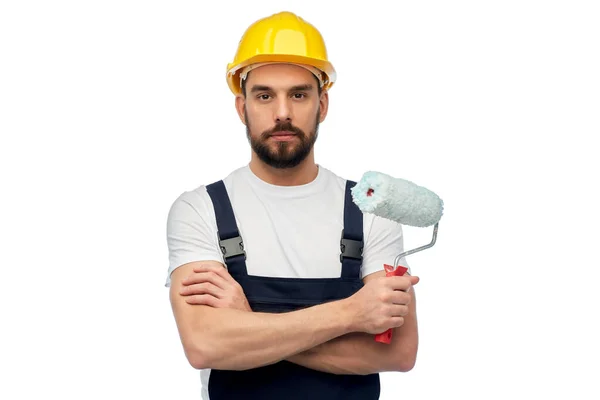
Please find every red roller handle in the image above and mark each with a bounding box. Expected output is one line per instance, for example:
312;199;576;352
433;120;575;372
374;264;409;344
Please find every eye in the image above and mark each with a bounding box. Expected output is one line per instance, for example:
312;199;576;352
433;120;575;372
257;94;272;101
292;93;306;99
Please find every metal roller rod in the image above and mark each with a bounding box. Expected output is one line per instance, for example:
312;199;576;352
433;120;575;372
393;222;439;268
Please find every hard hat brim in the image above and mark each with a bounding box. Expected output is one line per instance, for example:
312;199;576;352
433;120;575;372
226;53;336;96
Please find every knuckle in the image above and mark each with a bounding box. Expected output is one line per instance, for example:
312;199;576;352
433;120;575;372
204;271;216;280
196;283;213;294
379;289;393;302
383;304;393;316
398;280;409;291
193;264;208;272
397;292;409;305
189;295;203;304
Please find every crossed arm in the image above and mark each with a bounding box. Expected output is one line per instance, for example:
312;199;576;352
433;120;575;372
169;261;418;375
286;270;418;375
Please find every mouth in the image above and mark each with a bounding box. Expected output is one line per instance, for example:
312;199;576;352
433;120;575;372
270;131;297;141
271;130;296;136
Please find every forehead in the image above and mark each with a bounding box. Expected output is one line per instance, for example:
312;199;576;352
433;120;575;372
245;63;317;90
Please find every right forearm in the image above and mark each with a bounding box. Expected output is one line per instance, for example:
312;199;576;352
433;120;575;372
188;298;355;371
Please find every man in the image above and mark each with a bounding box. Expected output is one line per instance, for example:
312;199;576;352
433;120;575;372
165;11;419;400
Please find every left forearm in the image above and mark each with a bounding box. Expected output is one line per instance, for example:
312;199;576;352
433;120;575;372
287;332;380;375
287;290;419;375
287;329;411;375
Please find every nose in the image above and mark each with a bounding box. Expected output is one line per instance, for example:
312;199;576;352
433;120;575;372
274;97;292;123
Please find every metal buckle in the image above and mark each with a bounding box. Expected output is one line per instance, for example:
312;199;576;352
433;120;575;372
219;235;246;259
340;230;363;263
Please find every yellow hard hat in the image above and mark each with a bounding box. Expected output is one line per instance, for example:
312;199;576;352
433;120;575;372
226;11;336;96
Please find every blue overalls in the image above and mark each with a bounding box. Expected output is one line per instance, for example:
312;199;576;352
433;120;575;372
205;179;381;400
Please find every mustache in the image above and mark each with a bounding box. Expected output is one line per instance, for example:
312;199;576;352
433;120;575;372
261;122;305;138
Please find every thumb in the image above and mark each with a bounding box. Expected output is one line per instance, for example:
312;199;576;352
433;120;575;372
408;275;420;285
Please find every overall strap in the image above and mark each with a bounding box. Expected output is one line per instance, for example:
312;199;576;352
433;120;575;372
205;180;248;276
340;180;364;279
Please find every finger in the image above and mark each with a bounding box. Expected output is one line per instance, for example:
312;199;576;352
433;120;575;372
192;263;223;274
388;316;405;329
187;264;226;283
389;290;411;306
183;271;230;290
386;276;413;292
180;282;223;298
192;264;237;285
207;265;238;286
409;276;420;285
203;272;231;290
185;271;231;290
389;304;410;317
185;294;220;307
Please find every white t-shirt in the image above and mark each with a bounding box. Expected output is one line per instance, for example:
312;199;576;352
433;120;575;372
165;164;409;287
164;164;410;400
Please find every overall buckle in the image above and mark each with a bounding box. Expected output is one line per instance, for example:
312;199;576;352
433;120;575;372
219;235;246;260
340;230;363;263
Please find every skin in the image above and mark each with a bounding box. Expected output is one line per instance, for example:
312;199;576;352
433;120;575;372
235;63;328;186
169;63;420;374
172;260;419;373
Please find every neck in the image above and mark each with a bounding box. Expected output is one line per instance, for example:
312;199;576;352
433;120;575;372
249;154;318;186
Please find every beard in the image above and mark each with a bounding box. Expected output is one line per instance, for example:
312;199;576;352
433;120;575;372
245;108;320;169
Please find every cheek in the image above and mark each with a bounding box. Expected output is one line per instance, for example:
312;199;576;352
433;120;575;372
298;109;320;129
245;108;270;129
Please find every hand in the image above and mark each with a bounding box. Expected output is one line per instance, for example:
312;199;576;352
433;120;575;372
347;274;420;334
179;264;252;312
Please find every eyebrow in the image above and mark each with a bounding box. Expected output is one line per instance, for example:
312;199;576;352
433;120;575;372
289;84;314;92
250;84;315;93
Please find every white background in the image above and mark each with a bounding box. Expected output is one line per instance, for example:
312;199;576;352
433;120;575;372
1;0;599;399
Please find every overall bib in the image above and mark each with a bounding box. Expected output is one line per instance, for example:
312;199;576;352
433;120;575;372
205;179;380;400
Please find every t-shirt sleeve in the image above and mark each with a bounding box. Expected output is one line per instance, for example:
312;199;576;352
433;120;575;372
164;189;225;287
360;215;411;279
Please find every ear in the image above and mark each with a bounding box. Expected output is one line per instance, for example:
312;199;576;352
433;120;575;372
318;90;329;123
235;95;246;125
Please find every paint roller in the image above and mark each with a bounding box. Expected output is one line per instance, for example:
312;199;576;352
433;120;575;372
351;171;444;344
